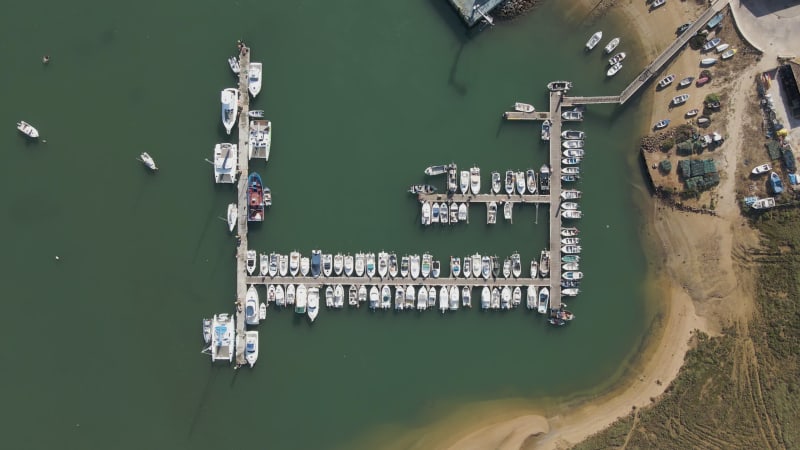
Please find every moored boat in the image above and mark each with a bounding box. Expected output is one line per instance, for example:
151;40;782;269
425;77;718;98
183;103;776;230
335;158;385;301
369;286;379;310
503;201;513;221
537;287;550;314
421;202;431;226
421;253;432;279
563;271;584;280
381;285;391;309
514;102;535;113
561;130;585;140
246;250;257;275
604;37;620;54
451;256;461;277
563;157;582;166
512;287;522;308
487;201;497;224
17;120;39;138
248;62;262;97
561;227;580;237
462;286;472;308
220;88;239;135
562;210;583;219
260;252;269;276
606;62;623;77
275;284;285;306
389;253;399;278
349;285;358;307
526;286;536;309
400;255;409;278
424;164;450;176
563;139;584;149
563;149;585;158
410;254;420;279
541;119;552;141
530;259;539;278
449;285;459;311
228;56;240;74
770;171;784;194
560;190;582;200
289;251;300;276
608;52;626;66
247;173;265;222
526;169;537;194
202;318;212;344
227;203;237;232
432;259;440;278
491;288;501;309
300;257;310;276
366;252;376;278
378;251;389;278
311;250;322;278
245;285;259;325
459;170;469;194
470;166;481;194
501;286;511;309
562;109;583;121
333;253;344;276
140;152;158;171
408;184;436;194
491;172;501;194
481;286;491;309
248;110;264;118
245;331;259;367
585;31;603;50
481;256;491;279
463;256;471;279
471;253;482;278
539;250;551;278
547;80;573;92
458;203;468;222
539;165;551;193
702;37;721;51
561;244;582;254
307;287;319;321
511;252;521;278
516;171;525;195
504;170;514;195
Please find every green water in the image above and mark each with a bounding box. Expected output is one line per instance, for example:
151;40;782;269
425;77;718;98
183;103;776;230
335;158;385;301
1;1;654;448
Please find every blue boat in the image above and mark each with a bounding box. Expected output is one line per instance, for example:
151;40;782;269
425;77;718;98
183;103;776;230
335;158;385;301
706;12;724;29
247;173;265;222
311;250;321;278
770;172;784;194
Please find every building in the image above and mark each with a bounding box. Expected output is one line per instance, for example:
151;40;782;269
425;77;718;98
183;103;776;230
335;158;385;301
779;60;800;119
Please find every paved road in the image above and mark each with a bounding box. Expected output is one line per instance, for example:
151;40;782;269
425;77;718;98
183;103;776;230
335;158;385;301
731;0;800;56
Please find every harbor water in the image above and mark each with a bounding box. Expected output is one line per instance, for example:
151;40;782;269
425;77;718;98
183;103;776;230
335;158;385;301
0;0;656;448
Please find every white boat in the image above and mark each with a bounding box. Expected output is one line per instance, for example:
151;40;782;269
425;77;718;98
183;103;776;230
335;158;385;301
333;253;344;276
721;48;737;60
651;0;666;8
752;197;776;209
140;152;158;171
381;285;391;309
307;287;319;321
606;63;623;77
562;210;583;219
561;190;582;200
248;110;264;118
471;254;481;278
355;252;365;277
421;202;431;226
358;285;367;304
470;166;481;195
17;121;39;138
526;286;537;309
432;260;440;278
561;244;582;254
459;170;469;194
395;286;405;310
463;256;471;279
436;286;446;312
248;62;262;97
526;170;537;194
227;56;241;75
294;284;308;314
562;166;580;175
561;202;579;210
246;250;257;275
563;288;580;297
561;227;580;236
286;284;296;306
586;31;603;50
268;253;279;277
349;285;358;307
220;88;240;135
249;120;272;161
514;102;535;113
491;288;501;309
405;285;415;310
481;255;491;279
716;43;729;53
503;201;513;221
451;256;461;277
563;262;580;271
245;285;259;325
512;287;522;308
685;109;700;118
400;255;409;278
487;201;497;224
366;253;376;278
541;119;552;141
410;254;420;279
530;260;538;278
449;202;459;224
481;287;491;309
289;251;300;276
608;52;626;66
700;57;718;66
563;139;584;149
604;37;620;54
501;286;511;309
511;252;521;278
440;203;450;225
504;170;514;195
537;287;550;314
321;253;332;278
202;318;212;344
424;164;450;176
275;284;285;306
245;331;259;367
658;74;675;88
431;203;440;224
389;253;399;278
702;37;721;51
563;271;584;280
213;143;237;183
539;250;551;278
561;130;585;140
751;163;772;175
378;251;389;278
259;252;269;276
427;286;436;309
421;253;432;278
547;81;573;92
491;172;501;194
672;94;690;105
226;203;238;232
369;286;379;310
562;110;583;121
300;257;310;276
449;286;459;311
458;203;468;222
516;171;526;195
210;314;234;363
462;286;472;308
561;237;580;245
417;286;428;310
344;254;354;276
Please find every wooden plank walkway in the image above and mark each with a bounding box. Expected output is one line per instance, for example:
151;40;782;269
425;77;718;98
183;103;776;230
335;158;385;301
502;111;550;121
246;275;552;288
563;95;621;106
417;192;551;204
548;91;563;310
234;47;251;367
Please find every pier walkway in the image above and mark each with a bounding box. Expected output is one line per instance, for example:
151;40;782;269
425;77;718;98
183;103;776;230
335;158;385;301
246;276;551;288
417;192;550;204
547;91;563;310
234;48;251;367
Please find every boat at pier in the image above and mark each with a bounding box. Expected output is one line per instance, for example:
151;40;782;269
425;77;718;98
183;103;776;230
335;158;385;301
561;174;579;182
410;254;420;279
540;165;551;193
245;331;259;367
228;56;240;74
17;120;39;138
369;286;379;310
449;286;460;311
140;152;158;171
547;81;573;93
307;287;319;321
561;202;579;210
431;203;440;223
268;253;278;277
562;210;582;219
248;120;271;161
537;287;550;314
366;253;376;278
421;253;432;278
381;285;391;309
378;251;389;278
516;171;526;195
286;284;296;305
561;237;580;245
504;171;514;195
471;254;481;278
411;286;423;310
248;110;264;118
562;254;580;263
210;314;234;363
321;253;332;277
461;286;471;308
514;102;535;113
289;251;300;276
503;201;513;221
512;287;522;308
561;130;585;140
563;271;584;280
246;250;256;275
248;62;262;97
561;244;582;254
561;190;582;200
394;286;405;310
245;285;259;325
447;165;458;192
501;286;511;309
491;288;501;309
481;287;491;309
220;88;239;135
502;258;511;278
751;197;776;210
260;253;269;276
562;166;580;175
470;167;481;195
451;256;461;277
459;170;469;194
343;254;354;277
585;31;603;50
325;286;334;308
300;257;310;276
389;253;398;278
421;202;431;226
432;260;441;278
449;202;459;224
604;37;620;54
227;203;237;232
401;285;413;309
400;255;409;278
563;149;585;158
563;157;582;165
658;74;675;88
606;62;622;77
526;286;536;309
563;262;580;271
333;254;344;276
463;256;471;279
311;250;321;278
458;203;468;222
349;285;358;307
511;253;522;278
275;285;285;306
425;164;452;176
408;184;436;194
487;201;497;224
539;250;550;278
563;139;584;149
526;170;537;194
354;253;365;277
561;227;580;237
247;173;265;222
548;317;566;327
279;255;288;277
491;172;501;193
608;52;626;66
530;259;539;278
440;203;449;225
541;119;552;141
202;318;212;344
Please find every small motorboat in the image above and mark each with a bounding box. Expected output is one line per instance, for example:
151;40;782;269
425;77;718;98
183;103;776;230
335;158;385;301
139;152;158;171
227;56;240;74
459;170;469;194
751;163;771;175
562;271;584;280
672;94;690;105
561;166;580;175
248;62;262;98
679;76;694;87
307;287;319;321
715;43;729;53
491;171;501;194
259;253;269;276
462;286;472;308
408;184;436;194
537;287;549;314
504;170;514;195
547;80;573;92
563;139;584;149
246;250;257;275
701;58;718;66
562;157;582;166
421;202;431;226
696;76;710;87
561;130;584;140
770;171;784;194
702;37;721;51
562;109;583;121
561;227;580;237
530;260;538;278
17;121;39;138
245;331;259;367
585;31;603;51
608;52;626;66
563;149;585;158
685;109;699;118
606;62;623;77
562;175;580;182
349;285;358;307
541;119;552;141
481;287;491;309
721;49;737;60
514;102;535;113
562;210;583;219
259;302;267;320
561;202;579;210
651;0;666;9
561;190;581;200
227;203;237;232
516;171;526;195
751;198;776;210
458;203;468;222
504;201;513;220
470;166;481;195
658;74;675;88
248;110;264;118
697;116;710;126
677;22;692;34
604;37;620;54
526;169;537;194
450;256;461;278
202;318;212;344
654;119;670;129
245;285;259;325
431;203;440;223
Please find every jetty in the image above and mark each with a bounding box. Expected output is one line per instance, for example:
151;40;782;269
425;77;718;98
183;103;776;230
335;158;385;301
417;193;550;204
234;47;251;367
246;275;551;288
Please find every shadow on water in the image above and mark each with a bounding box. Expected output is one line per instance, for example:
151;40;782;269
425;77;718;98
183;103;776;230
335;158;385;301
187;367;219;438
449;43;468;96
425;0;473;44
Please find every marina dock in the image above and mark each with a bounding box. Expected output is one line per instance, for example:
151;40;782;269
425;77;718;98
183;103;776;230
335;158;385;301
234;48;251;367
417;193;550;204
245;276;551;288
547;91;563;310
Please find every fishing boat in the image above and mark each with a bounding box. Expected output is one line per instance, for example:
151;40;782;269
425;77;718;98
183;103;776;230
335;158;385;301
561;237;581;245
604;37;620;54
224;203;237;233
470;166;481;194
202;318;212;344
421;202;431;226
561;190;582;200
228;56;240;74
539;250;550;278
563;149;585;158
500;286;511;310
685;109;700;118
770;172;784;194
245;285;259;325
504;170;515;195
702;37;721;51
248;62;262;97
715;43;729;53
547;80;573;92
400;255;409;278
381;285;391;309
561;130;585;140
349;285;358;307
410;254;420;279
307;287;319;321
606;62;623;77
368;286;379;310
450;256;461;278
563;271;584;280
491;288;501;309
608;52;626;66
503;201;513;221
449;286;460;311
721;48;737;60
289;251;300;276
511;253;521;278
561;244;582;254
459;170;469;194
562;109;583;121
432;260;441;278
220;88;239;135
658;74;675;88
561;166;580;175
490;171;501;194
324;286;334;308
651;0;666;9
672;94;690;105
751;197;776;210
751;163;771;175
530;259;539;278
481;287;491;309
408;184;436;194
526;169;537;194
424;164;450;176
463;256;471;279
17;120;40;139
259;253;269;276
563;262;580;271
300;257;310;276
541;119;552;141
540;164;551;193
248;110;264;118
563;139;584;149
246;173;265;222
458;203;468;222
537;287;550;314
654;119;670;129
310;250;322;278
561;227;580;237
246;250;257;275
366;253;376;278
421;253;432;279
245;331;259;367
462;286;472;308
562;254;580;263
562;210;583;219
701;57;718;66
502;257;511;278
377;251;389;278
487;201;497;224
514;102;535;113
140;152;158;171
470;254;481;279
585;31;603;50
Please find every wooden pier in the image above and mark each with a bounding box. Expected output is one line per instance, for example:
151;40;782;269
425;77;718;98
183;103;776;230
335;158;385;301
246;275;551;288
234;47;251;367
417;192;550;204
547;91;563;310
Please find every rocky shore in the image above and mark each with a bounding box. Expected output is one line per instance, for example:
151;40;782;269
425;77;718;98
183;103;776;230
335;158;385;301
494;0;541;21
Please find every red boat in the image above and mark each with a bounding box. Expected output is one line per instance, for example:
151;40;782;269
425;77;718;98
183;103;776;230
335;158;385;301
247;173;265;222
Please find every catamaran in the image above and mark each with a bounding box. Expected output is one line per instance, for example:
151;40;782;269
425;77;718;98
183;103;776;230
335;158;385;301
210;314;234;363
249;120;271;161
248;62;262;97
220;88;239;135
213;143;237;183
